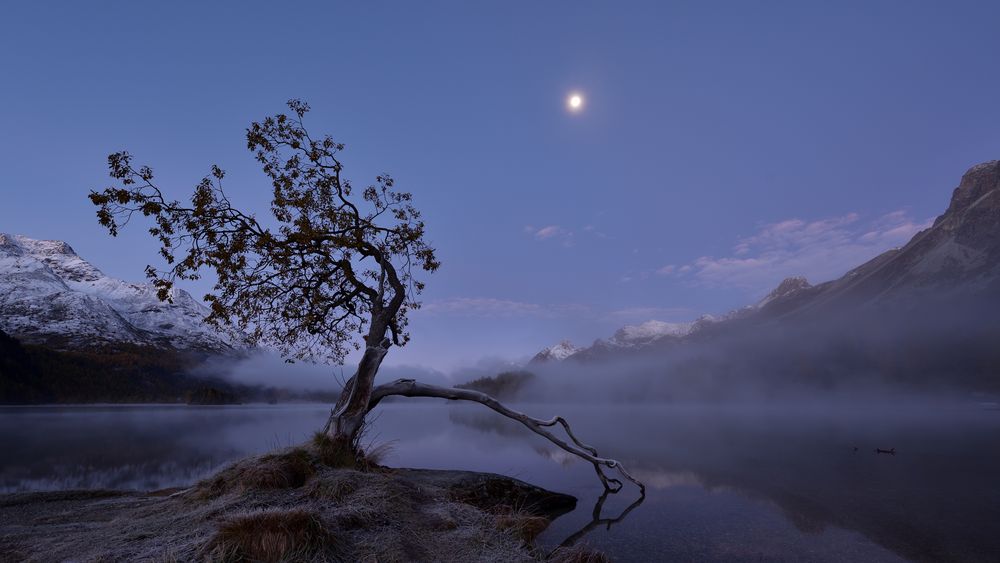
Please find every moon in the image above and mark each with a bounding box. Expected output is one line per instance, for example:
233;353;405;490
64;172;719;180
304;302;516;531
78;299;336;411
567;93;584;112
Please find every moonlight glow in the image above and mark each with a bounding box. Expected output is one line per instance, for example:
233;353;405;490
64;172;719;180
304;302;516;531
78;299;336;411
567;93;584;112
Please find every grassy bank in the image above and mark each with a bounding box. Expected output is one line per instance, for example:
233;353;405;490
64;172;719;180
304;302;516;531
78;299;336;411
0;437;611;562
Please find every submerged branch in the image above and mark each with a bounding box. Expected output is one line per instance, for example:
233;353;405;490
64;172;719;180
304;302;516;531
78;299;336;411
368;378;646;494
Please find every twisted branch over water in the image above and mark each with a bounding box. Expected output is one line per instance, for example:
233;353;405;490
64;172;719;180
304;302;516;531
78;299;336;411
368;378;645;493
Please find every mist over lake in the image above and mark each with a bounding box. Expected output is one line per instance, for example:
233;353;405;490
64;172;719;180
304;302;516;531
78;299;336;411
3;401;997;562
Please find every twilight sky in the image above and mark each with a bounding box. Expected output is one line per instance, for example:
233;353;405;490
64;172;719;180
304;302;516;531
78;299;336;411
2;2;1000;370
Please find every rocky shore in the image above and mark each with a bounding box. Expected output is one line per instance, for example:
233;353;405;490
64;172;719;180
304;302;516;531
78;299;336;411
0;440;596;562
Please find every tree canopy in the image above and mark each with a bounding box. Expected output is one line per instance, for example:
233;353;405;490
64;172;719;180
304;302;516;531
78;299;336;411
90;100;439;364
89;100;642;494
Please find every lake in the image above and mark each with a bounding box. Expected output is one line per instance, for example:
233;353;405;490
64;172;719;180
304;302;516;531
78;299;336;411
1;401;998;562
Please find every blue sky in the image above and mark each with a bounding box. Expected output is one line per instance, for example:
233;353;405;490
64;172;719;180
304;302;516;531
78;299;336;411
2;1;1000;370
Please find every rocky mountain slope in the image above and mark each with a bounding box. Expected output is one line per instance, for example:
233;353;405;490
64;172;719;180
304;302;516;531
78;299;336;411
533;160;1000;374
761;159;1000;316
0;234;243;353
530;319;704;364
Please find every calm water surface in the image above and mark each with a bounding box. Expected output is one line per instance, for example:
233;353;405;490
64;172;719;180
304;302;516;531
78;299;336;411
2;402;998;562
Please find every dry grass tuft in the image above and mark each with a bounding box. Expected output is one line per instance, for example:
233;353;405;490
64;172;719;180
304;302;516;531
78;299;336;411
250;449;315;488
489;503;554;544
310;430;394;472
203;508;335;562
194;448;315;498
363;441;394;467
334;506;381;530
548;544;612;563
312;432;364;469
328;472;402;531
495;513;551;543
304;472;361;502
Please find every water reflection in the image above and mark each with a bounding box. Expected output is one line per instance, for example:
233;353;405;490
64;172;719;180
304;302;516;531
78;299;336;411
555;489;646;555
0;404;328;491
445;403;1000;562
1;402;998;562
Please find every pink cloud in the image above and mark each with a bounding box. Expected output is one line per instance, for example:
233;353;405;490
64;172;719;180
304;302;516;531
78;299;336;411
656;264;677;275
524;224;575;246
669;210;932;295
534;225;564;239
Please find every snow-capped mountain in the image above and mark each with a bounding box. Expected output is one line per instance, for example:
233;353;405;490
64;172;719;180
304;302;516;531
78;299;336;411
609;320;692;346
529;340;581;363
529;321;696;365
0;234;244;352
531;160;1000;366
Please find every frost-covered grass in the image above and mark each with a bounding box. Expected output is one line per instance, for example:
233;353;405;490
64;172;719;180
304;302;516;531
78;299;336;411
0;441;584;562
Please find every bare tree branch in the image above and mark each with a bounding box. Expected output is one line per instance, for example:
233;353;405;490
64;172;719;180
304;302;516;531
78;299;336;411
368;379;646;493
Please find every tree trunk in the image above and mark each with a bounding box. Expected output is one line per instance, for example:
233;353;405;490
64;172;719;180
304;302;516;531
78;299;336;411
323;338;389;445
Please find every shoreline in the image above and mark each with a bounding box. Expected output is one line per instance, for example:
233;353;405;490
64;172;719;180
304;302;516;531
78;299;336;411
0;444;585;562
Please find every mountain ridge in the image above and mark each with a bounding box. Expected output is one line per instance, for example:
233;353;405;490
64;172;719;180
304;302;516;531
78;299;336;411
533;160;1000;366
0;234;244;353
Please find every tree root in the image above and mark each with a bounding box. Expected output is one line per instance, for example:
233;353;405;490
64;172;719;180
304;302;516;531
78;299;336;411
367;378;645;494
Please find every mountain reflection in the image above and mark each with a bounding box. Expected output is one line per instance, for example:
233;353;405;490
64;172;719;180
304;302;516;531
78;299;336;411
448;402;1000;563
2;403;998;562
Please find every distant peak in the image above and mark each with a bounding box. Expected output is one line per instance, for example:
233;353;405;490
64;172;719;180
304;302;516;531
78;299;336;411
775;276;811;291
16;236;79;257
530;340;580;363
961;159;1000;179
611;320;692;343
940;160;1000;222
0;234;79;257
547;340;579;356
759;276;812;307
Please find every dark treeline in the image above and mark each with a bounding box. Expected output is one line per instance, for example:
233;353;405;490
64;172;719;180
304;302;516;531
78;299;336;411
455;371;535;400
0;329;335;405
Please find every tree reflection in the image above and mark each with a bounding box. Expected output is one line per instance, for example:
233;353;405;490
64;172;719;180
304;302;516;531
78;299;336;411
554;488;645;553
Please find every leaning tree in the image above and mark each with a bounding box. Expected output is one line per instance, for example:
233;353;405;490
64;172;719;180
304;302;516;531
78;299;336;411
89;100;642;493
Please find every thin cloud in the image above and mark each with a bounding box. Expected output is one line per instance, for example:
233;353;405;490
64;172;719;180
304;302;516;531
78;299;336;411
606;306;696;323
523;224;575;246
421;297;589;319
534;225;564;239
669;210;932;294
524;223;612;246
583;224;609;239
